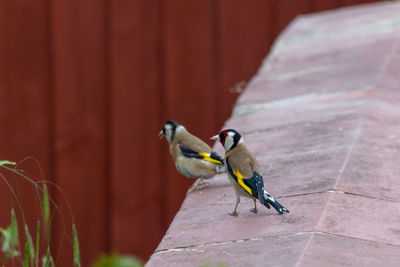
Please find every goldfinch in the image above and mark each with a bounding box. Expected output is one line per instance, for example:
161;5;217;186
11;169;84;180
159;121;225;191
211;129;289;216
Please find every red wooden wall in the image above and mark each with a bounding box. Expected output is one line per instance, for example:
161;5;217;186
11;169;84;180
0;0;381;265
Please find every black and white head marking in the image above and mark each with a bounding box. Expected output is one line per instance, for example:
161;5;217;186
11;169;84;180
163;120;185;143
220;129;243;151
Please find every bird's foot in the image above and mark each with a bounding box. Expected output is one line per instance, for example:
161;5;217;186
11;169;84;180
250;207;258;213
229;211;239;216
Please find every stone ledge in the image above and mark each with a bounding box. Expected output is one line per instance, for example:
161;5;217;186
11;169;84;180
147;2;400;266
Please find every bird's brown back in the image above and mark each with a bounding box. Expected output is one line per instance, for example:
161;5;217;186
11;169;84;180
225;142;262;178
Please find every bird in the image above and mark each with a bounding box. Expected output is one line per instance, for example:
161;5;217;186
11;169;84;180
211;129;289;216
159;120;225;192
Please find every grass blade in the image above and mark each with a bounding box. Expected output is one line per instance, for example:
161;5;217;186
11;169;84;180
23;241;29;267
72;224;80;267
10;209;19;248
35;221;40;267
0;160;16;166
42;184;50;229
24;224;35;265
43;246;50;267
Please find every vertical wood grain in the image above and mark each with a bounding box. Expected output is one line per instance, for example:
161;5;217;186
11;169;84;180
312;0;341;11
50;0;108;265
216;0;273;128
109;0;164;260
0;0;51;229
272;0;314;37
340;0;379;6
162;0;218;224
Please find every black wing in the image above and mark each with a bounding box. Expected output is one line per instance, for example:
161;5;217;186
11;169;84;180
226;157;265;201
210;151;224;163
179;144;224;165
179;144;203;159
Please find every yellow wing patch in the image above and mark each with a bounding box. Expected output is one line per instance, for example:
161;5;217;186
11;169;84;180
198;152;223;164
232;169;252;195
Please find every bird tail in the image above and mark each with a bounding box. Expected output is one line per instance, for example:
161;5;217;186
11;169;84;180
253;171;289;214
262;191;289;214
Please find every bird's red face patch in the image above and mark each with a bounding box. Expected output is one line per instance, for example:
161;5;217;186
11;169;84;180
219;130;229;146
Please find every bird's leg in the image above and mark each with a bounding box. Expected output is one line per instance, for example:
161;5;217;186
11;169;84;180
196;177;209;187
187;178;209;194
250;199;258;213
230;195;240;216
187;180;199;194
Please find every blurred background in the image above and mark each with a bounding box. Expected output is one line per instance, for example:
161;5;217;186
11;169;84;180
0;0;381;266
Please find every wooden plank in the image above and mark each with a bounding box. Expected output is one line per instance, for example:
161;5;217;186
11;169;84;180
216;0;273;127
0;0;51;229
163;0;217;224
109;0;164;261
50;0;108;265
312;0;341;11
272;0;314;37
340;0;376;6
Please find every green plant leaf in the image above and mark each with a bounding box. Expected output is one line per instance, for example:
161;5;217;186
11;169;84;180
10;209;19;248
1;227;12;256
43;246;51;267
42;184;50;229
36;221;40;267
0;209;20;259
24;224;35;265
23;241;29;267
0;160;16;166
92;253;142;267
73;224;81;267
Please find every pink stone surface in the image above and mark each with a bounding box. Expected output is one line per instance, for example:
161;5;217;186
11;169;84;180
147;2;400;266
150;234;310;267
319;193;400;245
155;181;328;251
300;233;400;267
